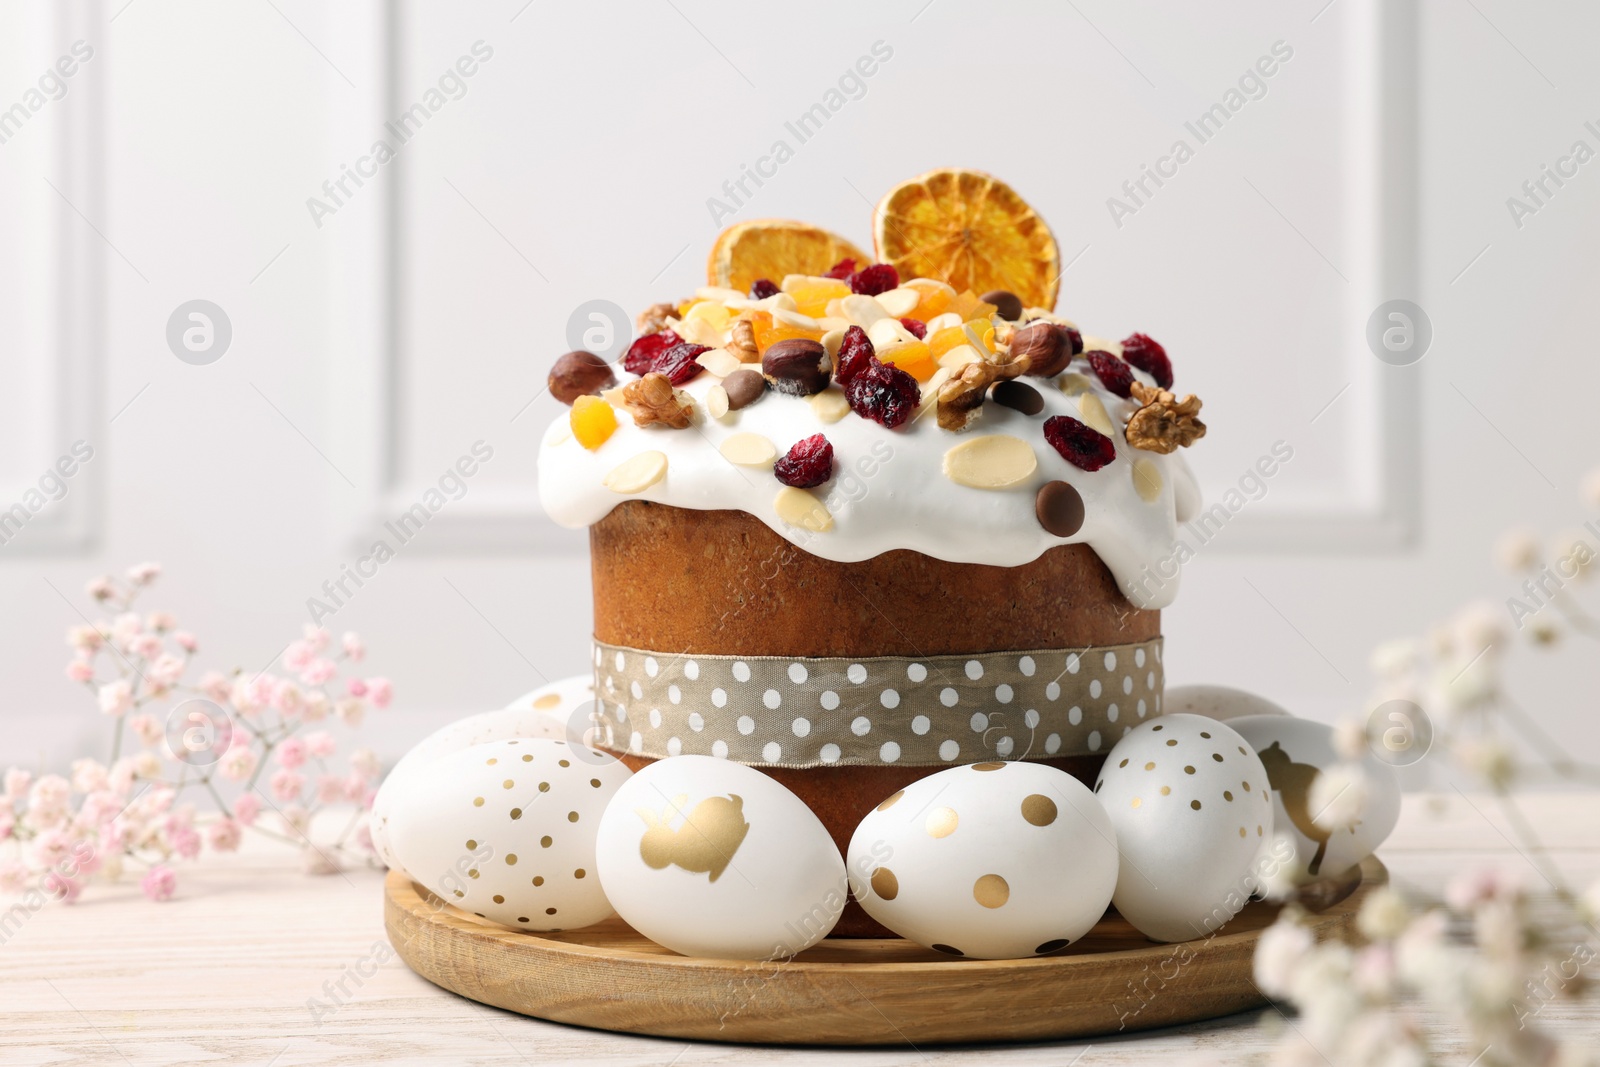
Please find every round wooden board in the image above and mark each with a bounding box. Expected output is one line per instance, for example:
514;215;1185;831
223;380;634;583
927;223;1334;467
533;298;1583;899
384;857;1384;1047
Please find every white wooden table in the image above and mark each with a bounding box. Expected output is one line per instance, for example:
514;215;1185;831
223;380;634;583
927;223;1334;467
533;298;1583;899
3;794;1594;1066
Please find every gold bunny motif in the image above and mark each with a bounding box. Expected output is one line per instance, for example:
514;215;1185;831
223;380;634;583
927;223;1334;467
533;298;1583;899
635;793;750;882
1257;741;1331;875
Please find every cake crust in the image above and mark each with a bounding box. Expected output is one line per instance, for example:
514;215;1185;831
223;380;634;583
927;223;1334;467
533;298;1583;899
591;501;1159;656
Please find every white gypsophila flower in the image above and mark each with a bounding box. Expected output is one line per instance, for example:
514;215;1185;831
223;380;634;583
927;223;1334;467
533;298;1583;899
1453;600;1509;657
1456;738;1517;790
1526;616;1561;645
1396;912;1469;1006
1494;527;1542;572
1288;944;1362;1052
1473;900;1527;963
1369;638;1421;678
1356;885;1412;941
1350;943;1398;1001
1309;762;1370;833
1331;716;1369;761
1433;655;1499;717
1254;917;1315;997
1260;832;1311;899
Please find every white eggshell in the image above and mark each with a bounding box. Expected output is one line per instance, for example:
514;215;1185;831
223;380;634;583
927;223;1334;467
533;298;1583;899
1228;715;1401;878
371;674;597;870
1096;714;1275;942
848;761;1118;960
595;755;845;959
383;738;631;932
1163;684;1290;722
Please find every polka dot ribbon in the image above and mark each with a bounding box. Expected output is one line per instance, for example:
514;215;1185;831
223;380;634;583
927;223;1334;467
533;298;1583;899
591;638;1165;768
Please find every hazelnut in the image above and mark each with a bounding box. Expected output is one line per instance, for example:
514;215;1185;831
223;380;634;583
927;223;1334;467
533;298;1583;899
548;350;617;405
1010;322;1072;378
723;369;767;410
761;338;831;396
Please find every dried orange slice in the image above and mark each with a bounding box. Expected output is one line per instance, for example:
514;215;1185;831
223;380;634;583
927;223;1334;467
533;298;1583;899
708;219;867;295
873;169;1060;311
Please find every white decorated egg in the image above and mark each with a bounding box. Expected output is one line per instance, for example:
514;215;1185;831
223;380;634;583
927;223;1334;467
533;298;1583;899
1163;684;1290;722
371;674;597;870
383;737;631;932
848;761;1118;960
594;755;845;959
1095;714;1275;942
1229;715;1400;879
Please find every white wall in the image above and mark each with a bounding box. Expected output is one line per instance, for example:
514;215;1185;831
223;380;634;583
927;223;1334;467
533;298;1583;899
3;0;1595;778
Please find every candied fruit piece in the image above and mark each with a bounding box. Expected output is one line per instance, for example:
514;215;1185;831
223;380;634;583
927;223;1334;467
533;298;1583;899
570;395;618;450
774;433;835;488
880;340;938;383
654;342;710;386
1086;350;1135;398
1121;332;1172;388
749;278;780;300
682;301;731;331
849;263;900;296
823;257;858;280
1044;415;1116;471
788;278;851;318
623;329;679;376
846;360;920;429
899;318;927;340
946;290;998;322
835;325;876;386
755;320;825;352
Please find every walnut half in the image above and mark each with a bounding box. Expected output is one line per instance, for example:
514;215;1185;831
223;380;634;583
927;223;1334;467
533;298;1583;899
635;302;680;337
1126;381;1206;453
621;373;694;429
936;352;1030;431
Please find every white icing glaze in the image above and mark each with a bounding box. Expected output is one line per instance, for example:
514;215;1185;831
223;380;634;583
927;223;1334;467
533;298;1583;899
538;344;1202;610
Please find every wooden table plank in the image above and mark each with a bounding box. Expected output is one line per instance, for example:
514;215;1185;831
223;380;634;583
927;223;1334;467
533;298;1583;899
1;794;1594;1065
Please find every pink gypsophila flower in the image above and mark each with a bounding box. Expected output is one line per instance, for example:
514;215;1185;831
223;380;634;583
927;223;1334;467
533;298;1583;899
303;731;336;759
207;818;242;852
65;659;94;683
174;631;198;653
341;632;365;661
276;737;308;771
168;825;201;860
345;678;368;698
98;679;133;717
232;794;261;827
270;769;305;804
141;864;176;901
366;678;392;709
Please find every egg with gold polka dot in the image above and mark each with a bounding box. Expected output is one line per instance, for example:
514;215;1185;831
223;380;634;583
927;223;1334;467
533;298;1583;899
1095;714;1274;943
847;761;1118;960
370;675;599;870
594;755;846;960
381;737;631;932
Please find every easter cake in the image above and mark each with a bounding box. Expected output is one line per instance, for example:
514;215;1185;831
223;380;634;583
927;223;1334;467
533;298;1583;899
537;169;1208;934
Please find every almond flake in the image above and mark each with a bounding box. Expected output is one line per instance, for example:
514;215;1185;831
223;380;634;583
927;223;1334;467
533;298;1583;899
774;486;834;532
1059;373;1094;396
809;388;850;423
875;287;920;318
674;315;723;348
820;328;845;361
696;346;743;378
937;343;984;371
924;312;962;334
695;286;746;304
914;367;954;422
840;294;890;327
705;385;731;420
867;317;916;350
1132;457;1164;502
771;307;823;331
1078;392;1115;436
1080;335;1124;358
718;432;777;467
942;435;1038;490
603;451;667;494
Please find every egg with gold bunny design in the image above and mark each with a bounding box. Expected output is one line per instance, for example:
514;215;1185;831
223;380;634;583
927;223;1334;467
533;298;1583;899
595;755;846;959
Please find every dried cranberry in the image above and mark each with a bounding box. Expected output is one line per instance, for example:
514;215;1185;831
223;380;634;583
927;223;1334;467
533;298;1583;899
846;360;920;429
749;278;780;300
835;326;876;386
849;263;899;296
823;258;857;280
1121;332;1172;388
899;317;927;340
1061;326;1084;355
774;433;835;488
1044;415;1117;472
1086;350;1135;398
623;330;679;376
653;342;710;385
